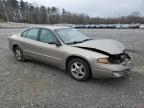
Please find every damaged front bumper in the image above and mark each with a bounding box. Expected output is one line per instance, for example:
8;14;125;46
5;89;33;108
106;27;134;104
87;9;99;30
91;53;133;78
92;63;132;78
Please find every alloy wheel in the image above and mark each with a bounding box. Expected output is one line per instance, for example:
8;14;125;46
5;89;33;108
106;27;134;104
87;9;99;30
71;62;86;79
15;48;22;61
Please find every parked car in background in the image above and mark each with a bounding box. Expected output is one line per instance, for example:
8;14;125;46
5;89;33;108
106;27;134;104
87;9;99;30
116;24;122;29
9;26;132;81
140;24;144;29
129;24;140;29
72;24;143;29
121;24;129;29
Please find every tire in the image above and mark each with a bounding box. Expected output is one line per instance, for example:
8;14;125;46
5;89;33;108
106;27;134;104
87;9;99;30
68;58;91;81
14;46;25;61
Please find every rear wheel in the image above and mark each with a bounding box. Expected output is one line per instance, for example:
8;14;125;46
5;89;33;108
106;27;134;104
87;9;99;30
14;46;24;61
68;58;91;81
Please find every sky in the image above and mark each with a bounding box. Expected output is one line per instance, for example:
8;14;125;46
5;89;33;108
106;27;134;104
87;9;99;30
21;0;144;17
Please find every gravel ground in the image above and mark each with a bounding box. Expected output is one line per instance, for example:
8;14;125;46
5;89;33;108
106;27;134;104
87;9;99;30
0;28;144;108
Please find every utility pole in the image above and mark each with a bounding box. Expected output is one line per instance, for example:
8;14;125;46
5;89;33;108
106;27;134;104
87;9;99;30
1;0;9;22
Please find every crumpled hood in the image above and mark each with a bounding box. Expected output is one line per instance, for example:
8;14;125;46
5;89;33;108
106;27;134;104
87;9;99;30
73;39;125;55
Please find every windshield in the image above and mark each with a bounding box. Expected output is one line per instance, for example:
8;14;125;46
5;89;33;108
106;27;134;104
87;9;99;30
54;28;90;44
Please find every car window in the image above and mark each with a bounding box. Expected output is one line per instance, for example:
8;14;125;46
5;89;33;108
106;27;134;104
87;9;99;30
21;30;28;37
39;29;58;43
26;28;39;40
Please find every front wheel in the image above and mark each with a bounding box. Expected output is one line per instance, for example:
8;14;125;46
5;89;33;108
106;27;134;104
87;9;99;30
14;46;25;61
68;58;91;81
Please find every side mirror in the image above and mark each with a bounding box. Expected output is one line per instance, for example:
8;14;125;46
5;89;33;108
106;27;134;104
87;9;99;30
49;41;61;46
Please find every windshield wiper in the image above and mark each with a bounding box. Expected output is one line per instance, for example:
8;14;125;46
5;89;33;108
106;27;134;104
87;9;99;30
81;38;93;42
66;38;93;45
66;41;83;45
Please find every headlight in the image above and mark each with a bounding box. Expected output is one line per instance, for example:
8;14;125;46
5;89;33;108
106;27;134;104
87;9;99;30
97;58;111;64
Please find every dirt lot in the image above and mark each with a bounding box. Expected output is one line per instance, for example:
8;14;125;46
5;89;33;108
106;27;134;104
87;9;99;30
0;28;144;108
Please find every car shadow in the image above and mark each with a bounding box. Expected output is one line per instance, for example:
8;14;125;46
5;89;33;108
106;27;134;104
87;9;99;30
87;71;144;87
23;59;68;75
18;59;144;87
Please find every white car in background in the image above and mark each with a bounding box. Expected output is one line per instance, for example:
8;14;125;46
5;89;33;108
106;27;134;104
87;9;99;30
140;24;144;29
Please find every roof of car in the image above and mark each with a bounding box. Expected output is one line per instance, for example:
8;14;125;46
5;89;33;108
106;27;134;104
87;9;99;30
29;25;71;30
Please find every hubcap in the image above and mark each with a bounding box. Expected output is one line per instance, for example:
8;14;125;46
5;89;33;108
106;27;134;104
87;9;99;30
71;62;86;79
15;49;22;60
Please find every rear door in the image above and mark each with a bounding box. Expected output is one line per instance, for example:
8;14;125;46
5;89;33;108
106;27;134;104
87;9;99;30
20;28;41;59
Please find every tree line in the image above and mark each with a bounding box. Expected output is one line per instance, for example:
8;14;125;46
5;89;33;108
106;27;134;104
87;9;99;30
0;0;144;24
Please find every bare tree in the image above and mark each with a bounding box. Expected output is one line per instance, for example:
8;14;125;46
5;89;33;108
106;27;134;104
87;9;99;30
0;0;144;24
